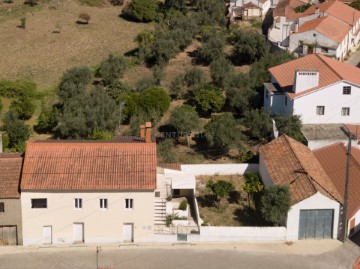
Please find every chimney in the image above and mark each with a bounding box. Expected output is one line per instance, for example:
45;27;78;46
293;70;319;93
315;7;320;14
145;122;152;143
140;125;145;139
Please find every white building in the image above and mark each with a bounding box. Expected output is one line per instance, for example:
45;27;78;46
264;53;360;124
314;143;360;237
228;0;271;20
21;124;157;246
259;135;343;240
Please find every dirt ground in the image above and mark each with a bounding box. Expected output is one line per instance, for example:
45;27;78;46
0;0;151;88
196;175;267;226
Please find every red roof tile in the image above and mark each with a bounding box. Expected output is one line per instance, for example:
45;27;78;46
296;16;350;43
314;143;360;218
273;0;308;19
21;141;157;191
345;124;360;141
259;135;342;205
269;54;360;99
0;153;23;198
302;0;360;26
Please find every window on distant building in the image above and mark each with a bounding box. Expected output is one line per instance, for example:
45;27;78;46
125;199;133;209
100;199;108;209
341;107;350;116
31;199;47;209
343;86;351;95
316;106;325;115
74;198;82;209
0;202;4;213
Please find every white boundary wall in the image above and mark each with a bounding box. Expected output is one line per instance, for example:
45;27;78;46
181;164;259;176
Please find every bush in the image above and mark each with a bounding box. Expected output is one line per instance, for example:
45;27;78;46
122;0;159;22
20;17;26;29
157;139;176;163
274;114;304;142
35;106;58;133
10;95;36;120
105;81;131;101
79;13;91;24
58;66;92;101
0;79;37;98
2;133;9;150
169;74;186;99
242;109;272;139
184;67;205;88
210;57;233;86
0;99;3;113
2;110;30;149
179;199;188;210
136;76;157;92
137;87;171;115
206;180;234;208
198;31;225;63
190;85;225;116
99;55;127;85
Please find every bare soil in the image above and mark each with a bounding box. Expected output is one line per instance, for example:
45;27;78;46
0;0;151;88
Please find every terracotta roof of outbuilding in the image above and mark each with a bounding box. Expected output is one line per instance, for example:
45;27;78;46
273;0;308;19
302;0;360;26
21;140;157;191
314;143;360;218
345;124;360;141
259;135;342;205
0;153;23;199
296;16;350;43
269;54;360;99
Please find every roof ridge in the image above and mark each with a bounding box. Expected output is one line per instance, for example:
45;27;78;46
316;54;343;81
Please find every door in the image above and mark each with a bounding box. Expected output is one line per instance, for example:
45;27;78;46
123;223;133;242
0;226;17;245
299;209;334;239
42;226;52;244
73;223;84;243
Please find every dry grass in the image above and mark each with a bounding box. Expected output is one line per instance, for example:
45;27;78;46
196;175;267;226
0;0;151;88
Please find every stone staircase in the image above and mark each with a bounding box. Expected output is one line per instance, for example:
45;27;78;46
154;198;166;225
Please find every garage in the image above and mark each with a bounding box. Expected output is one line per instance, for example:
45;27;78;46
299;209;334;239
0;226;18;245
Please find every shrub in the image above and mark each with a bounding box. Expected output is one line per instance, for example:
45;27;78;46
20;17;26;29
10;95;36;120
99;54;127;85
58;66;92;101
179;199;188;210
2;110;30;149
166;213;178;226
243;172;263;208
137;87;170;115
184;67;205;88
0;79;37;98
122;0;159;22
2;133;9;150
0;99;3;113
35;106;58;133
136;76;157;92
191;85;225;116
79;13;91;24
206;180;234;208
157;139;176;163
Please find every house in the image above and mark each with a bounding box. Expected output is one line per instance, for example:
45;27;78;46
259;135;343;240
263;54;360;124
269;0;360;59
21;123;157;246
228;0;271;20
314;143;360;236
0;153;23;245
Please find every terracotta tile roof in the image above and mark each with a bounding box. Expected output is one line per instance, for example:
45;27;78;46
273;0;308;19
259;135;342;205
345;124;360;140
269;54;360;99
21;140;157;191
314;143;360;218
302;0;360;26
0;153;23;199
296;16;350;43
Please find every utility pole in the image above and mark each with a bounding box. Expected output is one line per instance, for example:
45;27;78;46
342;126;355;242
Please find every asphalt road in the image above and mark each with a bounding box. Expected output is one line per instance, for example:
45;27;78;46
0;243;359;269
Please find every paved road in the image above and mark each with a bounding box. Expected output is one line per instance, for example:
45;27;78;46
0;241;359;269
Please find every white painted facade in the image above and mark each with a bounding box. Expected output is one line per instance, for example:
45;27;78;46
306;139;348;150
180;164;259;176
265;79;360;124
286;192;340;241
21;191;154;246
349;208;360;235
229;0;271;18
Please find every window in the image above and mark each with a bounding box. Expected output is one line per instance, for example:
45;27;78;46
100;198;108;209
125;199;133;209
316;106;325;115
341;107;350;116
31;199;47;208
74;198;82;209
0;202;4;213
343;86;351;95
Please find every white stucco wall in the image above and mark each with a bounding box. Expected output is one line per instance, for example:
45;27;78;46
286;192;340;241
259;155;273;187
180;164;259;176
21;191;154;246
306;139;348;150
292;81;360;124
349;209;360;235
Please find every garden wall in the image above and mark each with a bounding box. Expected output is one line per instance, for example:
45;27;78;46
180;164;259;176
191;226;286;241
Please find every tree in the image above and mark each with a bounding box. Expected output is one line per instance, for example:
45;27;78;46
99;54;127;85
243;172;263;207
210;57;233;87
260;185;291;225
136;76;157;92
10;95;35;120
105;81;131;101
157;139;176;163
204;113;241;152
79;13;91;24
88;128;113;140
169;105;200;145
349;1;360;11
206;180;235;208
137;87;171;115
2;110;30;150
191;85;225;116
274;114;304;142
242;109;272;139
35;106;58;134
0;99;3;113
162;0;186;13
123;0;159;22
198;31;225;63
58;66;92;102
169;74;186;99
135;30;155;63
184;67;205;88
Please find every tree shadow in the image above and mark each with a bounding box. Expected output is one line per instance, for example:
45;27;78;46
197;194;216;208
76;20;88;25
233;207;270;226
228;190;241;204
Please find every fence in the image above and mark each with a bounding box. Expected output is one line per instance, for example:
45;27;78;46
180;164;259;176
154;225;199;235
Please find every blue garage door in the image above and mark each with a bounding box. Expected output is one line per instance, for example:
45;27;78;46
299;209;333;239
